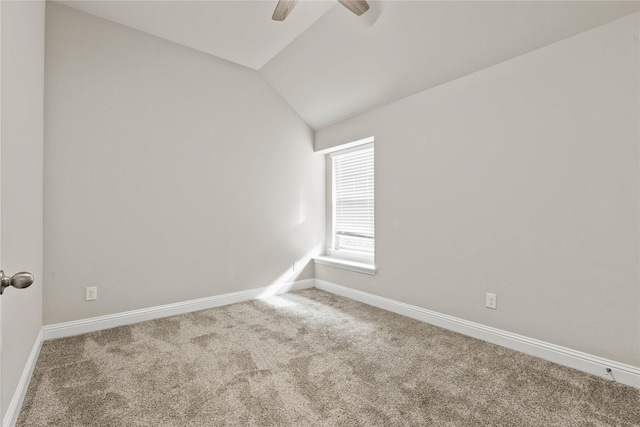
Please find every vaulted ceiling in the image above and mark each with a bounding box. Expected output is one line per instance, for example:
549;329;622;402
57;1;640;130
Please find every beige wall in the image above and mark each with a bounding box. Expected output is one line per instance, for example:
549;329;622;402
1;0;45;419
316;13;640;367
44;3;324;325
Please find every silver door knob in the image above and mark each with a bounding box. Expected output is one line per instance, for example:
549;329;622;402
0;270;34;295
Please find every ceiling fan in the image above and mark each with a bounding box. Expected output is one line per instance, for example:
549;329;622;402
272;0;370;21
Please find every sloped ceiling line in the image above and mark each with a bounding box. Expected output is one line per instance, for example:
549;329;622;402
56;1;640;130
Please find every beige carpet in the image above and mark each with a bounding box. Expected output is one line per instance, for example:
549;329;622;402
17;289;640;426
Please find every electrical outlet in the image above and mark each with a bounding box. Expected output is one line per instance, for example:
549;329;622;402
486;293;497;309
293;261;300;271
86;286;97;301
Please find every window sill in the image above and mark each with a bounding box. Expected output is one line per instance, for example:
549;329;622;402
313;256;377;275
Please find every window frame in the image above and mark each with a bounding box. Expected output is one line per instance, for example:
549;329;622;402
327;140;375;266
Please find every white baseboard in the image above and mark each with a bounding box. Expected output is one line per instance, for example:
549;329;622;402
43;279;314;340
3;329;44;427
314;280;640;390
38;277;640;390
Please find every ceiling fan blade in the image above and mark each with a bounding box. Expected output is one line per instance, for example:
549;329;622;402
338;0;370;16
272;0;298;21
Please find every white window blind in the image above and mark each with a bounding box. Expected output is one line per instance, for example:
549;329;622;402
331;144;374;253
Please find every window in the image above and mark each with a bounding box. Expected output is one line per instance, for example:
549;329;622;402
330;142;374;263
313;137;376;274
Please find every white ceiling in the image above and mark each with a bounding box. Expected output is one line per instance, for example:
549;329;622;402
57;0;337;70
56;1;640;130
262;1;640;128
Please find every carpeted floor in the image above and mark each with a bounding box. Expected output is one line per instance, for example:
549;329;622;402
17;289;640;426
